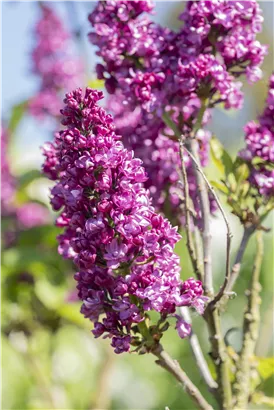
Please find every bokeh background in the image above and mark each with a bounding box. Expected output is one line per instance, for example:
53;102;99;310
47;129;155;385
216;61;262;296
2;2;274;409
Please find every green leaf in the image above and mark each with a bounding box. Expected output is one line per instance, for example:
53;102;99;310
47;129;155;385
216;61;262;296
8;100;28;134
252;392;274;408
58;304;89;328
211;181;229;195
222;151;234;176
35;279;66;310
210;137;225;174
257;357;274;380
87;78;105;89
235;163;249;184
210;137;233;176
18;169;43;190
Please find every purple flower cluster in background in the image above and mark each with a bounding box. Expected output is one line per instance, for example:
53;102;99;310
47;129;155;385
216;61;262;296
42;87;206;353
28;4;84;119
88;0;266;227
240;74;274;197
1;127;16;216
1;126;49;229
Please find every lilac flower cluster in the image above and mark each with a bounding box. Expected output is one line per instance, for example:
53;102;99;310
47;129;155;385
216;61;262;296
179;0;267;83
107;93;216;226
42;87;206;353
1;126;49;230
89;0;265;113
29;4;83;119
88;0;266;226
240;74;274;196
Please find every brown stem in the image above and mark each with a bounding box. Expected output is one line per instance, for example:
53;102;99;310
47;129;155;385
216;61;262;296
152;343;214;410
233;231;264;409
179;137;203;281
180;307;218;392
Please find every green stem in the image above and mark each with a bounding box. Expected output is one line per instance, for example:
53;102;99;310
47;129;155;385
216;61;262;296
233;231;264;409
179;137;203;281
205;307;233;409
162;111;182;137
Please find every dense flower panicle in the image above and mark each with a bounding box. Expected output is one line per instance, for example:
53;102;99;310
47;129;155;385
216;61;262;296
42;87;207;352
89;0;265;115
107;93;216;226
29;4;83;119
240;74;274;196
1;127;16;216
176;54;243;109
179;0;267;83
88;0;266;227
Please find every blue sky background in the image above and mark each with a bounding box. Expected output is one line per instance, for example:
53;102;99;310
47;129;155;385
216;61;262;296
2;1;273;172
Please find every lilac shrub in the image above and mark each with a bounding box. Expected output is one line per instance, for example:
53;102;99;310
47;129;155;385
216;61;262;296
39;2;274;408
42;87;206;353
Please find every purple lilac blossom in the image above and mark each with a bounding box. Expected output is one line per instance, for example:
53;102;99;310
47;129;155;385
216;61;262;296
42;87;207;352
240;74;274;196
88;0;266;113
179;0;267;83
1;126;16;216
107;92;217;227
88;1;266;226
29;4;83;119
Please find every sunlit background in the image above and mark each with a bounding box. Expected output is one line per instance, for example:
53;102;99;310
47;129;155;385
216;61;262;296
2;2;274;409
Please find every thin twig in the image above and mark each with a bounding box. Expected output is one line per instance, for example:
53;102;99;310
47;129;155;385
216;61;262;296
194;227;204;280
234;231;264;409
178;137;203;281
152;343;214;410
180;307;218;392
225;225;255;294
182;142;233;304
186;139;214;297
